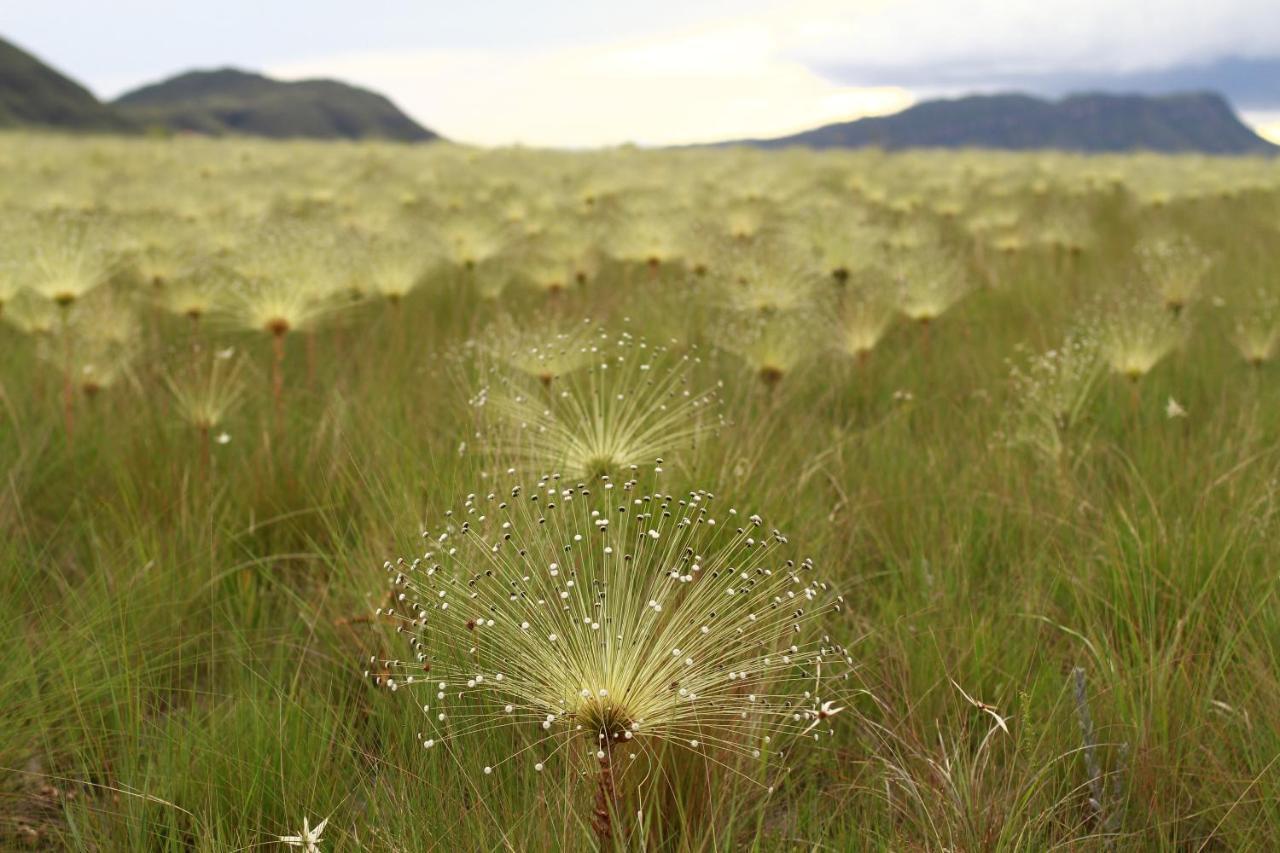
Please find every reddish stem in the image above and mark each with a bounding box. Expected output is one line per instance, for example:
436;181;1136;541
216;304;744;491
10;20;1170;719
591;743;617;848
306;330;318;385
271;329;286;432
61;320;74;443
198;424;210;489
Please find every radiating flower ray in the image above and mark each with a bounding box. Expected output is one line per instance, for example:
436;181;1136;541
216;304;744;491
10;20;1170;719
476;331;721;479
369;475;852;841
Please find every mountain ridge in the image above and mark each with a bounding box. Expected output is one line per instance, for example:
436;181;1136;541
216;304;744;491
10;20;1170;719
0;35;132;131
1;35;438;142
113;67;438;141
721;91;1277;154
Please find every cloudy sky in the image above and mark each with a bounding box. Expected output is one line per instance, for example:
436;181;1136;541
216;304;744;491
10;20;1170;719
6;0;1280;145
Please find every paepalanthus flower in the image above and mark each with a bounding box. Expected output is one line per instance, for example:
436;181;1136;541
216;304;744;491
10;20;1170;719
370;473;852;842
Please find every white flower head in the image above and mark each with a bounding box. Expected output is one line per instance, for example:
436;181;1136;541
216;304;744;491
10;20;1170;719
376;478;851;788
280;815;329;851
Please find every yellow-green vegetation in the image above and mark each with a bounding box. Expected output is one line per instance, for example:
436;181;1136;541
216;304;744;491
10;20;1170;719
2;133;1280;850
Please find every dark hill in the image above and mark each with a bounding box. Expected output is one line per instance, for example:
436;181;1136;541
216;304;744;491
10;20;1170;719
728;92;1276;155
0;35;132;131
114;68;437;142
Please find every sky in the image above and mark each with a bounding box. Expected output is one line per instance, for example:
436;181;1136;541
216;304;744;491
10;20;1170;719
5;0;1280;146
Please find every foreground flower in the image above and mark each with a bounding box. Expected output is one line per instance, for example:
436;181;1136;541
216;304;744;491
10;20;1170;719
165;350;247;435
1229;287;1279;368
712;241;817;317
1136;231;1212;315
477;331;720;478
347;224;434;306
890;243;970;327
165;350;247;478
224;221;349;424
718;312;816;388
481;316;599;388
1002;331;1103;470
1099;291;1184;382
29;216;109;308
371;475;852;843
830;268;899;364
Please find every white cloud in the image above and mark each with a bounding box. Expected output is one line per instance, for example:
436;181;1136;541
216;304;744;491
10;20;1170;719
263;0;1278;146
788;0;1280;76
1243;112;1280;143
266;16;912;147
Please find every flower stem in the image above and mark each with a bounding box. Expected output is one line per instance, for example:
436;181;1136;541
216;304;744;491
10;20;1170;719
198;424;210;489
271;329;286;432
591;742;616;848
60;308;74;443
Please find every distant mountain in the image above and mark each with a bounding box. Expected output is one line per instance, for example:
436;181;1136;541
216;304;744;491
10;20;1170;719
0;35;132;131
0;37;438;142
726;92;1277;155
114;68;437;142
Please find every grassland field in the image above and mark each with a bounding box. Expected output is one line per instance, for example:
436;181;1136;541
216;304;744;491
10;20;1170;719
1;135;1280;850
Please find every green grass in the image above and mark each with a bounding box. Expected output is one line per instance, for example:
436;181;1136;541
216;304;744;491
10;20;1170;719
2;136;1280;850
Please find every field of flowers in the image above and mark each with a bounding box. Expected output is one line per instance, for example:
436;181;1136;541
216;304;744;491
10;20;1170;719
2;135;1279;850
